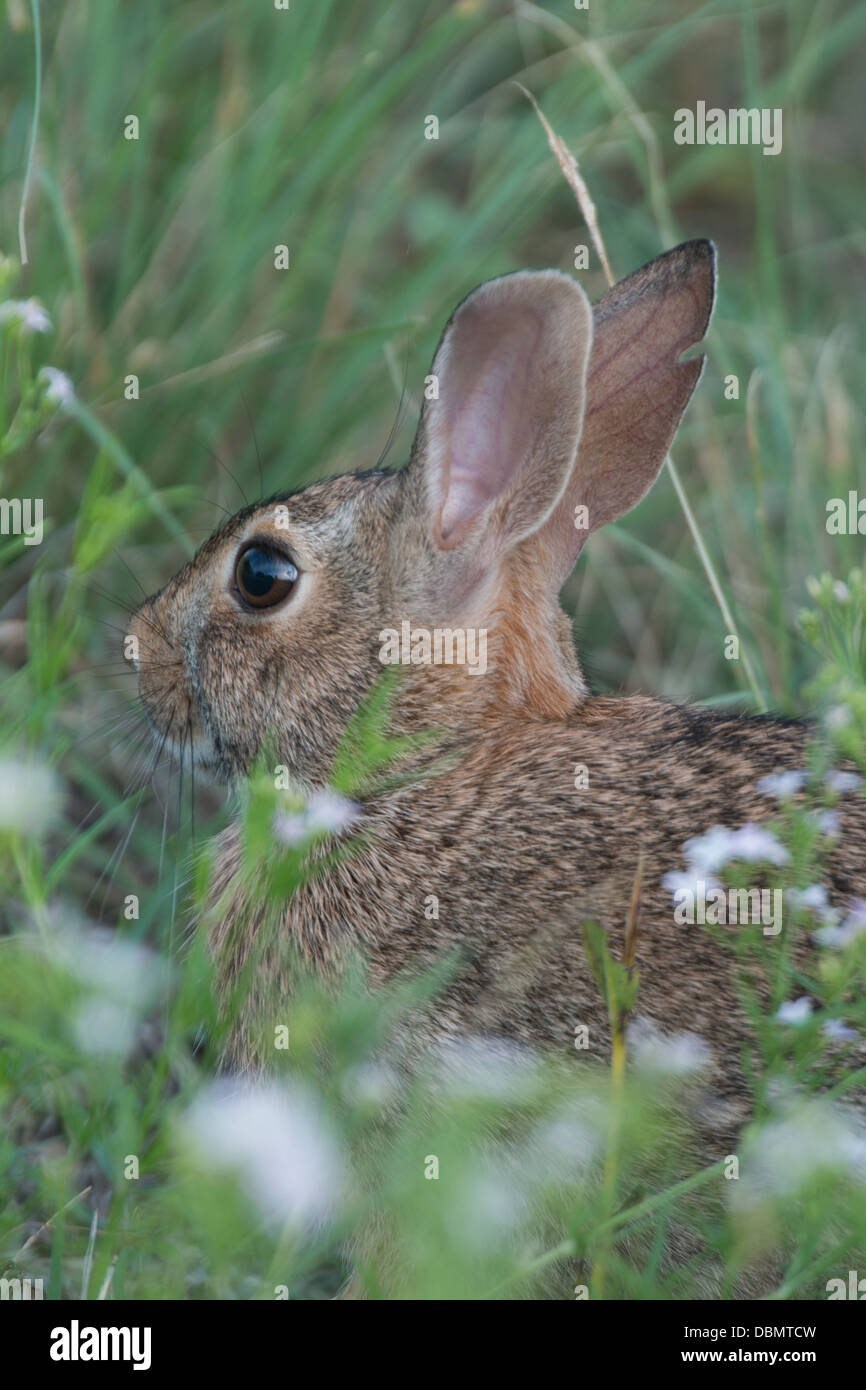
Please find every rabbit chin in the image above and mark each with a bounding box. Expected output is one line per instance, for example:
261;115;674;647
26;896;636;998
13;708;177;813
173;725;266;785
139;685;264;784
140;707;223;780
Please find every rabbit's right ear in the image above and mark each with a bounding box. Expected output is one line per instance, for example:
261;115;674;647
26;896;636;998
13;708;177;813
527;240;717;591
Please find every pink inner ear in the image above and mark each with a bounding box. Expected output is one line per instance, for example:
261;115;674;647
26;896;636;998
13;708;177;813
437;312;541;546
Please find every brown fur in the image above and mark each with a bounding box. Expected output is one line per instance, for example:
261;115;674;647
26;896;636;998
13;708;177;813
128;244;866;1253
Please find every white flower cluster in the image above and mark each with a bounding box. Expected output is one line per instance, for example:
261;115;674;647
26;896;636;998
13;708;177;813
0;755;64;836
773;995;857;1039
0;298;52;334
38;365;76;408
786;880;866;949
180;1080;345;1229
431;1035;542;1103
273;787;360;847
756;770;807;798
626;1016;712;1075
731;1100;866;1204
661;818;790;901
40;913;167;1060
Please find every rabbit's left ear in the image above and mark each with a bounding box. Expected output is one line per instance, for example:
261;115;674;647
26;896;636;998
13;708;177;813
406;269;593;569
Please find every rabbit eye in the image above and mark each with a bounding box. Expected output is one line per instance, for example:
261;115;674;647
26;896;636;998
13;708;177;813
233;544;299;610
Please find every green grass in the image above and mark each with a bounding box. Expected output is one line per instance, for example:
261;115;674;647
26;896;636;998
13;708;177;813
0;0;864;1299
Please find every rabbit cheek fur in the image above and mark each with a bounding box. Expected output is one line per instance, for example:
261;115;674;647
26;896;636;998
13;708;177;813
131;241;866;1132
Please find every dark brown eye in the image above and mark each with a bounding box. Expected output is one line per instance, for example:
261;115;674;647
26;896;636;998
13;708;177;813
234;544;299;610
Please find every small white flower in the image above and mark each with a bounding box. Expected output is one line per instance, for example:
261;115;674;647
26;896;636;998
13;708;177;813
273;786;359;847
529;1099;604;1185
682;822;789;873
811;809;841;837
432;1036;541;1102
273;811;307;844
661;868;723;896
826;705;852;731
816;906;843;930
825;769;861;795
823;1019;859;1042
776;996;813;1025
72;999;137;1059
0;757;63;835
340;1061;401;1108
305;788;359;835
661;869;699;896
682;825;739;874
815;924;847;947
815;900;866;948
833;582;851;604
0;297;52;334
730;823;790;866
756;770;807;799
627;1017;711;1075
447;1161;528;1254
38;365;76;409
181;1080;345;1228
787;883;829;913
731;1102;866;1204
844;899;866;931
787;884;840;930
46;922;165;1009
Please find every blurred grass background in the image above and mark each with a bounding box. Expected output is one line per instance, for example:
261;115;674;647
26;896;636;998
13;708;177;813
0;0;865;1299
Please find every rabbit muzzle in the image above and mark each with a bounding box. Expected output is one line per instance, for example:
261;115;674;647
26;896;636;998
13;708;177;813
126;594;220;772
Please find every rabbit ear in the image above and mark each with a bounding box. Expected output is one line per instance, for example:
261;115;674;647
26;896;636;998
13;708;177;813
526;240;716;589
408;270;593;563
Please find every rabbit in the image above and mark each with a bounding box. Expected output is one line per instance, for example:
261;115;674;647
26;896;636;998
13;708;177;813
128;239;866;1148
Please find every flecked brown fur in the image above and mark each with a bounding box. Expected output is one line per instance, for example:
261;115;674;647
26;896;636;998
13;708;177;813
129;242;865;1149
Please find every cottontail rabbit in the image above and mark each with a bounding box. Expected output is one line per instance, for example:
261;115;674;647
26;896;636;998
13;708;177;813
129;241;865;1133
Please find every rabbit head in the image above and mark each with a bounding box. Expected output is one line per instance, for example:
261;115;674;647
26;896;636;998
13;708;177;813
129;240;715;787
